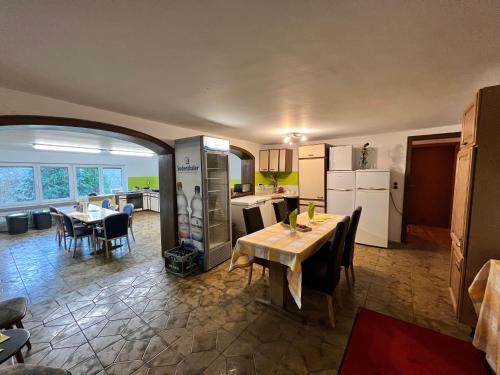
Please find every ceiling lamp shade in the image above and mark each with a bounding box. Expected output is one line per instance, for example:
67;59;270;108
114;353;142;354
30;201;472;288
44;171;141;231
33;143;102;153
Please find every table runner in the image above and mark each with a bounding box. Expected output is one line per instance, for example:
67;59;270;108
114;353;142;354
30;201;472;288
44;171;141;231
469;259;500;372
229;213;345;308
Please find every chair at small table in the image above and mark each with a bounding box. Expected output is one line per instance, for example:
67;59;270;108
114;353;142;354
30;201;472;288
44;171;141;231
302;216;350;328
50;212;67;251
0;297;31;350
122;203;135;241
272;200;288;222
62;214;94;258
241;206;269;284
95;213;131;258
342;206;362;290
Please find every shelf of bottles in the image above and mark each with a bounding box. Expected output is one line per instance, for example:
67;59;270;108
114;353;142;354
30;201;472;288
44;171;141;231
205;152;229;250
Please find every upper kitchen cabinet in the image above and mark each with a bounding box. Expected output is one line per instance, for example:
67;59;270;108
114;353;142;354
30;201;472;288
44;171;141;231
259;150;269;172
268;149;280;172
461;96;478;147
298;144;326;159
259;149;293;172
279;149;293;172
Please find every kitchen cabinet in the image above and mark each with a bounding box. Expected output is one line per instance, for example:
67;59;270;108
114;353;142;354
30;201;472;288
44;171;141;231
461;98;477;147
150;193;160;212
448;85;500;326
268;149;280;172
279;149;293;172
299;158;325;200
259;150;269;172
142;193;150;210
298;144;326;159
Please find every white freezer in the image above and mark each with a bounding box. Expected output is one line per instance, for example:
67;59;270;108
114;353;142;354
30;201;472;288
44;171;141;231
329;145;354;170
356;169;390;190
231;195;274;241
327;171;356;216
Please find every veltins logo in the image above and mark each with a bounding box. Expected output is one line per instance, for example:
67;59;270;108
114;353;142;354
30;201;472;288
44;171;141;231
177;156;200;173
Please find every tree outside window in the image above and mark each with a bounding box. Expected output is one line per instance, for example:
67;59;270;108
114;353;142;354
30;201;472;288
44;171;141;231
76;167;99;197
41;166;70;200
0;166;36;205
103;168;123;194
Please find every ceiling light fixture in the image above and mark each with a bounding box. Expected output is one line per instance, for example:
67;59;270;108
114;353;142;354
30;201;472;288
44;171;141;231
33;143;102;154
110;150;155;157
283;132;308;145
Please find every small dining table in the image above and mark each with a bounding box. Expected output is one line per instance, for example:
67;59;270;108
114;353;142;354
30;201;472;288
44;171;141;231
230;212;346;309
66;203;118;224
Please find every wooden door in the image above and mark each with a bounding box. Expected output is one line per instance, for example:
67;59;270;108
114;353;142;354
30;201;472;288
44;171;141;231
450;147;475;253
268;149;280;172
449;241;464;312
461;98;477;147
406;144;459;227
259;150;269;172
299;158;325;200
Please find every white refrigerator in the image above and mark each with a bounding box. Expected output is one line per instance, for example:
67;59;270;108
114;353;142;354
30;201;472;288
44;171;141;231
355;169;390;248
327;171;356;216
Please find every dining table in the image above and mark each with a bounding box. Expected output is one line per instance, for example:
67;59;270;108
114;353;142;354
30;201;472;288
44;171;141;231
229;212;346;310
66;203;118;224
64;203;120;254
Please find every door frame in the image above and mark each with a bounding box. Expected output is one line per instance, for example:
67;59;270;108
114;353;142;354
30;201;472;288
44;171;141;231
401;132;461;242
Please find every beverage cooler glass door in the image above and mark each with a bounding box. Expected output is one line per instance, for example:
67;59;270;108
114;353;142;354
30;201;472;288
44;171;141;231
205;152;230;251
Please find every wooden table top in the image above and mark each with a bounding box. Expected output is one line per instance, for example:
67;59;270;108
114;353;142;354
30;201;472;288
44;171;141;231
66;204;118;224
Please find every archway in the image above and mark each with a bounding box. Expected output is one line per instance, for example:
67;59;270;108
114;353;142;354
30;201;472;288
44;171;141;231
0;115;177;254
229;145;255;197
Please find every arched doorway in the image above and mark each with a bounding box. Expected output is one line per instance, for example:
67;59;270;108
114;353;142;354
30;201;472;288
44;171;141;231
0;115;177;254
229;145;255;197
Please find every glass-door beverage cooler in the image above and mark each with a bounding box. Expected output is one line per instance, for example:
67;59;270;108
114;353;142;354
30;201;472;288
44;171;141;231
174;136;232;271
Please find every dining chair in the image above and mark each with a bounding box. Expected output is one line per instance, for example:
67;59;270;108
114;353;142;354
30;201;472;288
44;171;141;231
272;200;288;222
48;206;58;213
102;199;111;208
285;197;299;213
0;296;32;350
302;216;350;328
122;203;135;241
96;212;131;258
342;206;362;290
62;214;94;258
50;212;67;250
242;206;269;284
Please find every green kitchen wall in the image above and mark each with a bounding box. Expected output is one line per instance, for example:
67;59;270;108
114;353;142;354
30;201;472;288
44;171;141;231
255;171;299;186
128;176;160;190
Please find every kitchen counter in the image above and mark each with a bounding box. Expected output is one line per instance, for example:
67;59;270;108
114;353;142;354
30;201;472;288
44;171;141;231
257;193;299;199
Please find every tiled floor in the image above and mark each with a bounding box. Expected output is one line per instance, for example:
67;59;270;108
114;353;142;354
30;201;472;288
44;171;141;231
0;214;471;374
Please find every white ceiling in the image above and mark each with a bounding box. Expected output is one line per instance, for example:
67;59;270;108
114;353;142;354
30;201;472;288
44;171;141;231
0;128;152;152
1;1;499;144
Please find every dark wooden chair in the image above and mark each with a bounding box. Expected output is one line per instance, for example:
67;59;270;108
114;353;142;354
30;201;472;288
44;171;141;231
302;216;350;328
62;214;94;258
122;203;135;241
342;206;362;290
272;200;288;223
284;197;299;213
96;213;131;258
242;206;269;284
0;297;31;350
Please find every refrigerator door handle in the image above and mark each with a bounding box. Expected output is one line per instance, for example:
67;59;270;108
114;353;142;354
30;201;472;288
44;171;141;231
329;188;353;191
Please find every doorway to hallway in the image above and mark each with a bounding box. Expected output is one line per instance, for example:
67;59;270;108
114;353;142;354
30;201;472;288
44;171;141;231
401;132;461;244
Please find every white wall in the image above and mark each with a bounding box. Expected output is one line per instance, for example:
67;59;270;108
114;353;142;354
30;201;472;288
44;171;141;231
0;149;158;177
0;87;262;160
263;124;461;242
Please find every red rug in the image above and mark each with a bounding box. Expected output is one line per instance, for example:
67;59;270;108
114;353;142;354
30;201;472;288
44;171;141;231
339;308;488;375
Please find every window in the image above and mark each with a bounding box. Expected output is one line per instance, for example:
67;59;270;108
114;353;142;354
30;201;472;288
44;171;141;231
0;166;36;205
76;167;99;197
40;166;71;200
103;168;123;194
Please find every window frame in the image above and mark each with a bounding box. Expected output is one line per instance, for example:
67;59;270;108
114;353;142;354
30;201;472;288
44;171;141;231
39;164;74;203
0;162;127;209
0;163;38;208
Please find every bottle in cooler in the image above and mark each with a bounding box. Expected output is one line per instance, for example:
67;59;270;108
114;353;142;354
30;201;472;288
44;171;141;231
190;185;204;253
176;182;191;247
